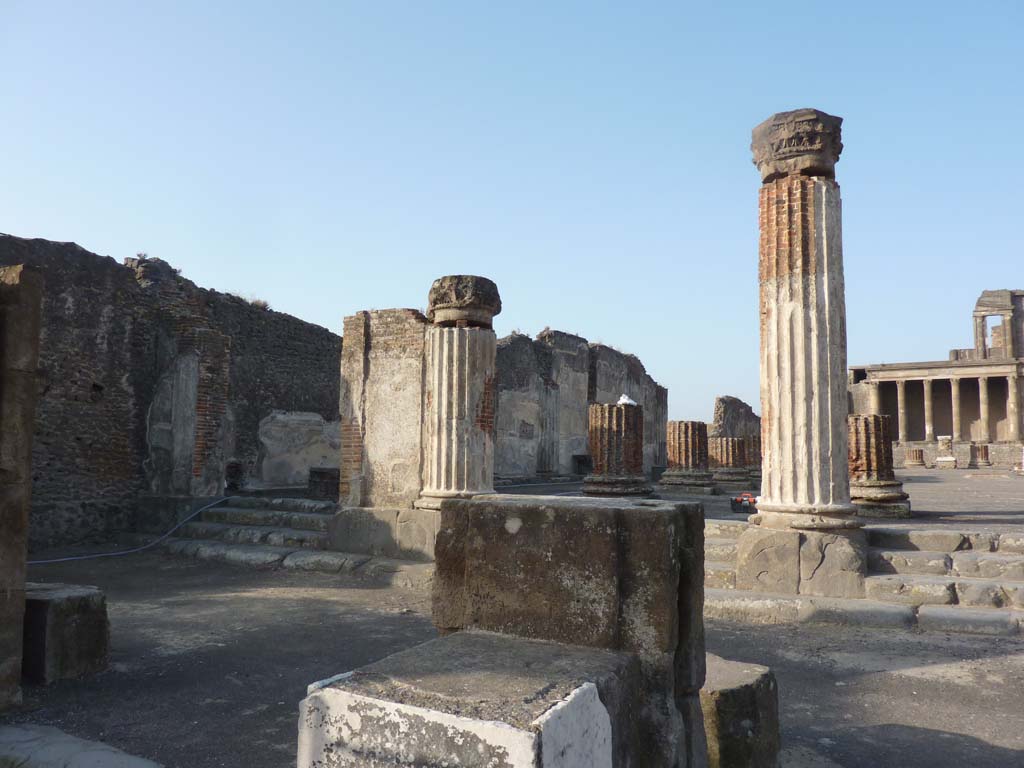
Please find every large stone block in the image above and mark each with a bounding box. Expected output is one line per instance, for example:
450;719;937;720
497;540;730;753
735;528;800;594
432;494;706;767
298;631;641;768
701;654;780;768
798;530;867;599
22;583;109;684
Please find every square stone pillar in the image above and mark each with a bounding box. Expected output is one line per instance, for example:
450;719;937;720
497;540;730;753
416;276;501;510
0;266;43;711
736;109;866;600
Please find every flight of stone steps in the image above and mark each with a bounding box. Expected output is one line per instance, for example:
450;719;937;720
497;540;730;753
159;497;432;587
703;516;1024;632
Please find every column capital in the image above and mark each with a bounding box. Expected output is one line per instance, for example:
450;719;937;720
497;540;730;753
751;108;843;183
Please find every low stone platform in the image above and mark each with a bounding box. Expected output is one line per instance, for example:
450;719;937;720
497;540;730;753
0;724;161;767
701;654;780;768
22;583;109;684
299;630;639;767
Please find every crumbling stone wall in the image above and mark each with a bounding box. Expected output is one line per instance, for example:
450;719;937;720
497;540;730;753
708;395;761;439
494;331;668;478
0;235;340;549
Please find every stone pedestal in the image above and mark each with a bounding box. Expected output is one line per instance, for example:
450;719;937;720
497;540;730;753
970;444;991;468
709;437;752;490
935;435;957;470
660;420;715;493
848;415;911;519
22;583;109;684
416;276;501;511
701;654;780;768
582;403;652;496
735;109;867;600
904;448;925;468
0;266;42;711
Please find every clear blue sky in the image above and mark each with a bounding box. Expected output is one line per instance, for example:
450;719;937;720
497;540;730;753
3;2;1021;421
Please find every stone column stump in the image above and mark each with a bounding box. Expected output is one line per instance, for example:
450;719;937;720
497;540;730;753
709;437;752;492
416;276;501;510
970;444;992;468
583;402;652;496
735;109;867;600
848;415;911;519
659;420;715;493
904;448;925;468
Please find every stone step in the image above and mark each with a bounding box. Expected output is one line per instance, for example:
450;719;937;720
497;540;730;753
705;538;738;563
704;561;736;590
179;521;330;550
705;520;748;540
221;496;338;514
868;548;952;576
203;505;333;532
864;526;1024;554
865;574;1024;609
161;538;434;588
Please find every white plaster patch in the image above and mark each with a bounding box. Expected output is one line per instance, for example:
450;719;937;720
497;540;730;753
505;516;523;535
533;683;613;768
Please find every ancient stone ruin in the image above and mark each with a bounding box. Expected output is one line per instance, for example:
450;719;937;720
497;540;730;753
0;265;43;711
660;420;715;493
848;414;911;518
582;401;652;496
736;108;868;600
708;437;751;491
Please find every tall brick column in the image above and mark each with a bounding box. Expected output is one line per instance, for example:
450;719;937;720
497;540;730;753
416;276;500;510
583;402;652;496
0;266;43;711
848;415;911;518
659;420;714;492
735;109;867;599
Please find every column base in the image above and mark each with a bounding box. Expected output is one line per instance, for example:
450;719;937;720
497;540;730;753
850;479;909;504
414;490;493;511
851;500;913;519
581;474;653;497
659;468;714;486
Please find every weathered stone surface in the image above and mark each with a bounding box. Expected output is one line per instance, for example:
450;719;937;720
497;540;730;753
255;411;340;487
864;576;956;606
751;108;843;183
583;403;651;496
427;274;502;328
432;494;706;767
701;654;780;768
417;325;497;508
22;582;109;684
952;551;1024;581
0;265;42;711
282;550;370;573
707;396;761;440
0;724;163;768
869;549;952;576
339;309;428;508
735;528;800;594
848;415;910;520
797;531;866;598
298;631;639;768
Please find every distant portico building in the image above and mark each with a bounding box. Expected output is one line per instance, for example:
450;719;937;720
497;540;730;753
850;290;1023;468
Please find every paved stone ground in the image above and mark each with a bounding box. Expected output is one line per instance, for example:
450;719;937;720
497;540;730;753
4;551;1024;767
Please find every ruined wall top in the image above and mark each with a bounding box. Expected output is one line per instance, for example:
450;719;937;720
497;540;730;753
751;108;843;183
428;275;501;328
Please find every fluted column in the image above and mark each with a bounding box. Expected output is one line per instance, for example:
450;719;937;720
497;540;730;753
416;276;501;510
583;402;651;496
1008;375;1020;442
923;379;935;441
979;376;991;443
848;415;911;518
659;420;714;491
709;437;752;489
951;378;962;442
896;380;908;443
736;109;866;600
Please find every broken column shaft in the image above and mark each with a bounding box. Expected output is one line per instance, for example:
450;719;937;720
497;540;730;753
848;414;911;518
416;276;500;510
736;108;867;599
583;402;652;496
709;437;752;490
660;420;714;491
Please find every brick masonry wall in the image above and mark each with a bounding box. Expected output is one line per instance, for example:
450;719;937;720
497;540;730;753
0;235;340;549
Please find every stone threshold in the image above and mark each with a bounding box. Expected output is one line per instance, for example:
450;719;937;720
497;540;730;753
705;587;1024;637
